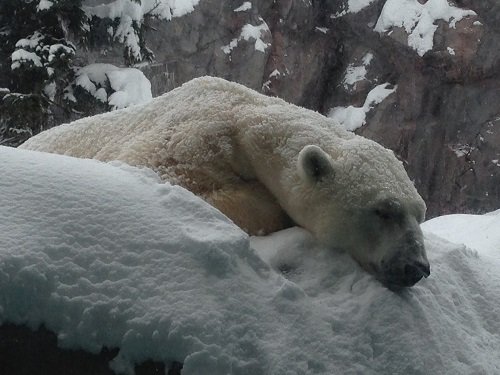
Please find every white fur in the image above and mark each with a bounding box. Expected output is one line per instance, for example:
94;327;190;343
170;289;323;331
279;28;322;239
21;77;427;278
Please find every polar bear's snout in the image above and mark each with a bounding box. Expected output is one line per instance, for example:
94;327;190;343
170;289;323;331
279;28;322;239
379;231;430;288
381;257;430;289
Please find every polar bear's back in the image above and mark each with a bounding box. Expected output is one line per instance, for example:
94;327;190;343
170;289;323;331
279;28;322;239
20;76;348;171
18;76;424;239
20;77;283;157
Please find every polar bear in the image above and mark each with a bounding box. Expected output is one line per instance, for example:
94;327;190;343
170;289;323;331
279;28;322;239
20;76;430;288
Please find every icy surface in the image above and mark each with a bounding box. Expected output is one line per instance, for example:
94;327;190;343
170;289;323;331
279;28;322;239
1;146;500;374
75;63;152;109
374;0;476;56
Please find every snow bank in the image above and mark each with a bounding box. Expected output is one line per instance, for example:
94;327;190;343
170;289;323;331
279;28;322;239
1;146;500;374
75;63;152;109
422;210;500;259
374;0;476;56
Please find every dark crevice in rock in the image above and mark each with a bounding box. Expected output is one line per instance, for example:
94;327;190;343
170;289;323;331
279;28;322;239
0;324;182;375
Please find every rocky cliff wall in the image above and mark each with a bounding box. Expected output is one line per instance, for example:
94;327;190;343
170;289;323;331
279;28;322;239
79;0;500;217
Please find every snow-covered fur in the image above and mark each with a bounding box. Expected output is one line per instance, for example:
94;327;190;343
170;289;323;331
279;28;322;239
20;76;429;287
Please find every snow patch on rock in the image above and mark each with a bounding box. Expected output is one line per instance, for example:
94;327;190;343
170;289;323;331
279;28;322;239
374;0;476;56
343;52;374;90
329;83;397;131
222;18;271;55
234;1;252;12
37;0;53;11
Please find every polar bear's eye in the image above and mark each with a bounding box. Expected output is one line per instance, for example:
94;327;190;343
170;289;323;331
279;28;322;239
373;199;404;223
374;208;392;221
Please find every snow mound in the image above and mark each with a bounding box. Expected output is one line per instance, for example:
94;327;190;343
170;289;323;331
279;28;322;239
1;146;500;374
422;210;500;259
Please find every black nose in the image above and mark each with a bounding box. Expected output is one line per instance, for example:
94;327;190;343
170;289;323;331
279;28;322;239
403;262;430;286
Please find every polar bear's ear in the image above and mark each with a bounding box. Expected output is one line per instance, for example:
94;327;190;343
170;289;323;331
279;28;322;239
297;145;335;184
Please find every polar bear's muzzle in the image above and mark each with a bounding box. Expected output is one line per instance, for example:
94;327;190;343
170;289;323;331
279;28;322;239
380;258;430;289
377;232;430;289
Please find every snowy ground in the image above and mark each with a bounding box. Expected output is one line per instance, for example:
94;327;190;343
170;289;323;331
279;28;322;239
1;146;499;375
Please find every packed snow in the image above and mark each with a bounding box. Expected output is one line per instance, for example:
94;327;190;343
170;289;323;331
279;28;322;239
74;63;152;109
374;0;477;56
1;145;500;374
422;210;500;259
329;83;397;131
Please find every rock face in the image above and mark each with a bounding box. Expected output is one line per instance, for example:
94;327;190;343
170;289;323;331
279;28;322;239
77;0;500;216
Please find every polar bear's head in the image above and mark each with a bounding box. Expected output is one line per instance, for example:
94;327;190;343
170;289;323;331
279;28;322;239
292;143;430;289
